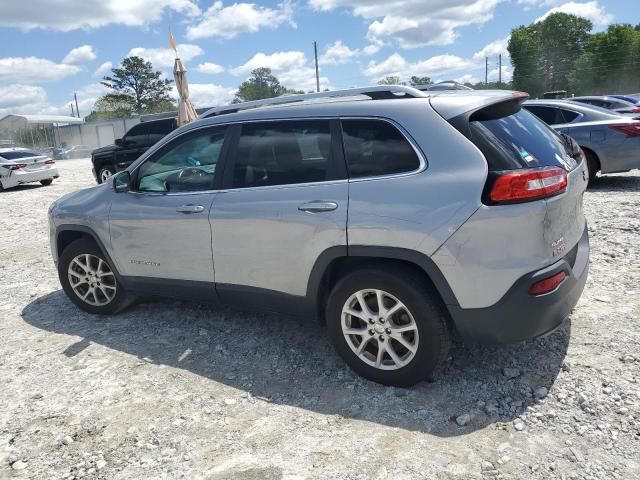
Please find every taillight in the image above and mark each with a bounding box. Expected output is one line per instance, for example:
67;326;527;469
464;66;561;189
44;159;55;164
489;167;568;204
7;163;27;171
609;122;640;137
529;271;567;295
632;107;640;113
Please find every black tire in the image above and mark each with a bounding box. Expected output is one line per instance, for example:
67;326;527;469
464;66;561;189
583;149;599;186
326;266;450;387
98;165;115;184
58;238;133;314
40;179;53;186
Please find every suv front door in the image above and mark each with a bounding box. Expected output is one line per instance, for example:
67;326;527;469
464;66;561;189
211;119;348;308
109;125;229;290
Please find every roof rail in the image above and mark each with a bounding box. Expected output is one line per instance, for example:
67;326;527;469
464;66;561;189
201;85;428;118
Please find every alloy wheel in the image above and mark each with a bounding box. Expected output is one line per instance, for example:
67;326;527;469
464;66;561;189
341;289;419;370
67;254;117;306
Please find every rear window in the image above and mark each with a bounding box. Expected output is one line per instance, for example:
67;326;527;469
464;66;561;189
0;151;39;160
469;108;577;171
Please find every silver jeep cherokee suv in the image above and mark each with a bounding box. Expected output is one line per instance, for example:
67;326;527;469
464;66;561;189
49;86;590;386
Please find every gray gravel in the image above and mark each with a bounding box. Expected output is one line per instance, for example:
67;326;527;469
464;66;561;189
1;158;639;479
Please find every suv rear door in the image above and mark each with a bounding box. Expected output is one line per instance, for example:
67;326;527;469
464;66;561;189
210;119;347;308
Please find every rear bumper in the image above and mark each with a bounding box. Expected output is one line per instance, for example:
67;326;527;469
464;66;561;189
1;167;59;189
449;225;589;344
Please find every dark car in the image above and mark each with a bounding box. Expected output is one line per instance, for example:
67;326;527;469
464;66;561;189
91;117;178;183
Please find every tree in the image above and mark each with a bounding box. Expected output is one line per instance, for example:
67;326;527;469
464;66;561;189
234;67;297;102
378;75;405;85
509;13;591;96
100;56;174;113
570;24;640;94
409;76;432;86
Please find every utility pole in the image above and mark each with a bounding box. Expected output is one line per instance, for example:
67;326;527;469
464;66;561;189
74;92;80;118
70;103;75;117
498;54;502;84
313;41;320;93
485;57;488;84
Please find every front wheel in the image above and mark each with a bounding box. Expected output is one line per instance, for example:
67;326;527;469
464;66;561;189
326;267;450;387
98;165;115;184
58;238;133;314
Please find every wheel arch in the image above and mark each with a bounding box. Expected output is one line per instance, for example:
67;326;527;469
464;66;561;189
581;146;601;172
56;225;120;278
307;245;460;324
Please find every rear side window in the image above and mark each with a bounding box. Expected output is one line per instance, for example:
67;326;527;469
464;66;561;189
0;150;39;160
147;119;176;135
341;119;420;178
469;108;577;171
232;120;333;188
524;106;564;125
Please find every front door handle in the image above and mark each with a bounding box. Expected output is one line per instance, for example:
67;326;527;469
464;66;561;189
176;204;204;214
298;201;338;213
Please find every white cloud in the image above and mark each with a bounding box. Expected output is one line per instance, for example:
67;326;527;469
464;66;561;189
472;37;510;62
231;51;330;92
453;74;480;84
0;84;48;114
128;44;204;69
535;1;612;27
178;84;236;108
94;61;113;77
186;1;295;40
0;57;81;84
73;83;111;116
320;41;359;65
196;62;225;75
309;0;502;48
364;52;476;81
0;0;200;31
62;45;97;65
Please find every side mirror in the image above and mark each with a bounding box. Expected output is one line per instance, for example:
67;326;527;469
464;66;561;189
113;171;131;193
115;138;124;147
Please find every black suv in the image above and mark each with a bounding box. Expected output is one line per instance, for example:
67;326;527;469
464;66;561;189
91;118;177;183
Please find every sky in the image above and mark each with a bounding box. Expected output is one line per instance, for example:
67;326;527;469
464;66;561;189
0;0;637;117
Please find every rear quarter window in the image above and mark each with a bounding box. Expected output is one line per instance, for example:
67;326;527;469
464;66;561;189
469;108;577;171
341;119;420;178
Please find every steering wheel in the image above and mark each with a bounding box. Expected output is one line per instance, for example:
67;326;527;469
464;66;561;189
177;167;207;183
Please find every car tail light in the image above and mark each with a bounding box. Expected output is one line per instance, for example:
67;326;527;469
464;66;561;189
44;159;55;164
609;122;640;137
529;271;567;295
632;107;640;113
489;167;568;204
7;163;27;171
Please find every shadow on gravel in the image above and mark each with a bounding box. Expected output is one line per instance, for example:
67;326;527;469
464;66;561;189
589;173;640;192
22;290;570;437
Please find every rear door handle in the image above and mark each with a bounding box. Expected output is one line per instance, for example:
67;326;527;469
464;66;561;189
298;201;338;213
176;204;204;214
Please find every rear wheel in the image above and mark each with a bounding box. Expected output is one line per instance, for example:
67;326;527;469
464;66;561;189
326;266;450;387
40;179;53;186
98;165;115;184
58;238;133;314
583;149;599;186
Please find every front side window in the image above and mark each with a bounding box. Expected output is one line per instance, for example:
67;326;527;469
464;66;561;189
232;120;333;188
341;119;420;178
136;127;226;193
124;123;148;146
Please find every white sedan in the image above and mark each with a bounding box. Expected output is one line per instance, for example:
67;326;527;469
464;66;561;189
0;148;59;190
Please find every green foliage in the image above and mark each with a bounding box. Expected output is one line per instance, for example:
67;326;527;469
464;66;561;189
99;56;174;114
509;13;592;96
378;75;405;85
409;76;432;86
234;67;295;102
569;24;640;94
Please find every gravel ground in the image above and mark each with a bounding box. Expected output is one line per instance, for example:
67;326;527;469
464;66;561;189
1;158;639;480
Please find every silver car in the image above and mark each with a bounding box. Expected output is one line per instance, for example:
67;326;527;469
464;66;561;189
0;148;59;190
48;86;590;386
523;99;640;182
570;95;640;115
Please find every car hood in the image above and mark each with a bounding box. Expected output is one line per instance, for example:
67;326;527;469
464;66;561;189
92;144;121;155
